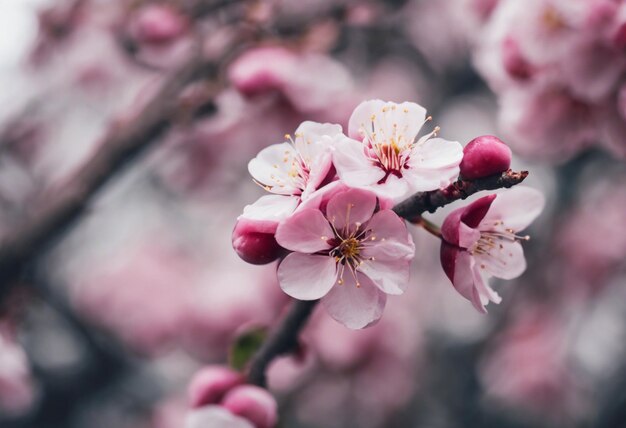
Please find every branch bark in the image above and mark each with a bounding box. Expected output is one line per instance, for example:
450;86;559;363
392;169;529;219
247;299;318;388
0;42;229;294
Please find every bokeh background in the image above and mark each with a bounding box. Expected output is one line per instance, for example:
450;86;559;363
1;0;626;427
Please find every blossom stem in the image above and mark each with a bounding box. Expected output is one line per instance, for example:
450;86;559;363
247;299;319;388
415;217;442;239
393;169;528;218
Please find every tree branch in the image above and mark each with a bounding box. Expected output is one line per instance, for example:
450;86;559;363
0;40;233;295
247;299;318;388
392;169;529;219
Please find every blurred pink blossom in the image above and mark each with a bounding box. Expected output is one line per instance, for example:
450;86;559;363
474;0;626;160
0;325;35;415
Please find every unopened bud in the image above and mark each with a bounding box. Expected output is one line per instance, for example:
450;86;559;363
188;366;243;409
460;135;512;180
129;5;187;45
232;219;286;265
222;385;278;428
502;37;534;80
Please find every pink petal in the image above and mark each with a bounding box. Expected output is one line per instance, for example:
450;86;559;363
275;209;333;253
360;210;415;260
474;240;526;280
325;188;377;234
222;385;278;428
188;366;243;408
277;253;337;300
358;258;411;295
442;195;495;246
480;187;544;232
333;137;385;187
441;247;488;314
322;272;386;329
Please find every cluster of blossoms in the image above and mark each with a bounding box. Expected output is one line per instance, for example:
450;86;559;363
474;0;626;161
233;99;545;328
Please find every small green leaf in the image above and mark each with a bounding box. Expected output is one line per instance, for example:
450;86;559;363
229;326;267;372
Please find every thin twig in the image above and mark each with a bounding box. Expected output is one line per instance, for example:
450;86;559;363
247;299;318;387
393;169;528;219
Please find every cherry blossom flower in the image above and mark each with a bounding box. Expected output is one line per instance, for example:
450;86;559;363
275;187;415;329
440;187;544;313
248;121;343;200
334;100;463;203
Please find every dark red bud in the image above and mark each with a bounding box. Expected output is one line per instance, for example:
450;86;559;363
232;220;286;265
460;135;512;180
502;36;534;80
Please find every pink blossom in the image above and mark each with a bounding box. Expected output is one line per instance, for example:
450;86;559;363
459;135;512;179
334;100;463;203
474;0;626;160
0;326;35;415
275;187;415;329
248;121;342;199
440;187;544;313
229;46;354;114
127;4;188;46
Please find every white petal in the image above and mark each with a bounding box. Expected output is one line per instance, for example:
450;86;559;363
278;253;337;300
333;137;385;187
240;195;299;222
349;100;427;145
248;143;300;195
474;239;526;280
322;272;386;329
480;187;545;232
358;258;410;295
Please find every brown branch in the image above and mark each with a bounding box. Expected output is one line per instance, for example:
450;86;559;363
0;39;237;293
247;299;318;388
392;169;529;219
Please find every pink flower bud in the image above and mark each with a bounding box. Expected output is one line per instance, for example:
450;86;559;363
613;22;626;50
460;135;512;180
501;37;534;80
188;366;244;408
129;5;187;45
232;219;286;265
221;385;278;428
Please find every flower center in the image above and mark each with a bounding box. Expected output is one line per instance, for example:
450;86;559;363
469;221;530;257
338;237;360;259
359;110;439;185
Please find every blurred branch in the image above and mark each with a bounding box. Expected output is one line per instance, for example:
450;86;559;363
393;169;529;219
0;34;240;297
247;299;318;388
